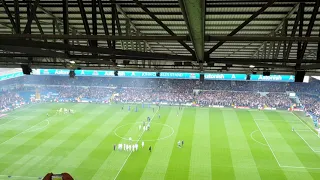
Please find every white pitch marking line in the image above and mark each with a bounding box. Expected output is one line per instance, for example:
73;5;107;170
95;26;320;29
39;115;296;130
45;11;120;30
250;130;268;146
295;130;314;132
114;122;174;142
291;112;320;139
294;131;317;152
24;119;50;133
280;165;320;170
253;119;282;167
0;117;18;127
0;174;40;179
0;115;54;146
113;108;160;180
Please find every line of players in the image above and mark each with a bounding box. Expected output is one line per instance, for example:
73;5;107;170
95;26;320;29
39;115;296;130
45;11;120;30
57;108;74;114
114;138;145;151
139;121;151;132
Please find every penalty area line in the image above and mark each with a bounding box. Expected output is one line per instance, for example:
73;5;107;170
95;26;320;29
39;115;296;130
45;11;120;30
280;165;320;170
253;120;282;167
294;131;317;152
0;174;40;179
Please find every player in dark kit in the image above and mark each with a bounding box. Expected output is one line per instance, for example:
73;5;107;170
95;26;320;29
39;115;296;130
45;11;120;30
113;144;116;151
149;146;152;152
182;140;184;147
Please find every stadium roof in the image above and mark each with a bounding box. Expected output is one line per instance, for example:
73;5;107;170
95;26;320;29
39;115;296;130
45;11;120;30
0;0;320;74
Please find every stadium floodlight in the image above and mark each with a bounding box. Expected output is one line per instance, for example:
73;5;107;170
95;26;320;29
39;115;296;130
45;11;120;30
249;65;255;68
69;60;75;64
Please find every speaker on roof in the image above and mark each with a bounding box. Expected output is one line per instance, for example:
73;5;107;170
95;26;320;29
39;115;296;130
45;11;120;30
200;74;204;82
69;70;75;78
263;71;270;76
246;74;251;80
123;60;130;65
295;71;305;82
21;65;32;75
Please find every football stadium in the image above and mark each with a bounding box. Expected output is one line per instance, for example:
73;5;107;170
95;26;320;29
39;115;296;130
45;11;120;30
1;1;320;180
0;70;319;180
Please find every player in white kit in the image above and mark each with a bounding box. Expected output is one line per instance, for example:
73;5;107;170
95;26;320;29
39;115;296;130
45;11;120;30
141;141;144;148
135;144;138;151
139;125;142;131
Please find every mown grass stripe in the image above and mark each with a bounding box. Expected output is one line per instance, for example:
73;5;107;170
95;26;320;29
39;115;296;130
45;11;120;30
209;108;235;180
188;108;212;179
0;103;93;176
140;107;184;180
164;107;196;180
222;109;261;180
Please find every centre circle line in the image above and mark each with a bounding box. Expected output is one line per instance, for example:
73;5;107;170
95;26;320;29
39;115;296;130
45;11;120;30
113;122;174;142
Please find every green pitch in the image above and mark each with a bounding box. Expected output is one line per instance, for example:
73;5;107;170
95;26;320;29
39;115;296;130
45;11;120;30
0;103;319;180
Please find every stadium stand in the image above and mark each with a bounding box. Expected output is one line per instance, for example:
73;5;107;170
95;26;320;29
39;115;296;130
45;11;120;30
0;75;319;119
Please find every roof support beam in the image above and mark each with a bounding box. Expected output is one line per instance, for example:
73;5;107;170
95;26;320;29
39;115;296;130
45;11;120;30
23;0;40;34
0;39;193;61
298;3;304;59
4;34;320;42
133;0;195;56
296;0;319;68
206;0;277;55
92;0;97;48
111;0;116;50
209;57;317;64
77;0;92;46
267;37;274;59
98;0;112;48
33;14;46;42
251;3;299;58
178;0;205;62
14;0;20;34
116;4;154;53
63;0;69;54
282;18;288;60
114;6;124;50
284;5;301;60
274;41;281;59
300;64;320;70
318;28;320;61
0;45;68;59
1;0;16;33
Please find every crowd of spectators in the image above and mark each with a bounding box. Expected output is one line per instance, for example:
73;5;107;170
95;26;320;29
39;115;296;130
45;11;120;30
298;94;320;117
10;75;320;94
0;91;25;112
197;91;291;109
35;86;115;102
1;75;320;116
114;88;194;104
